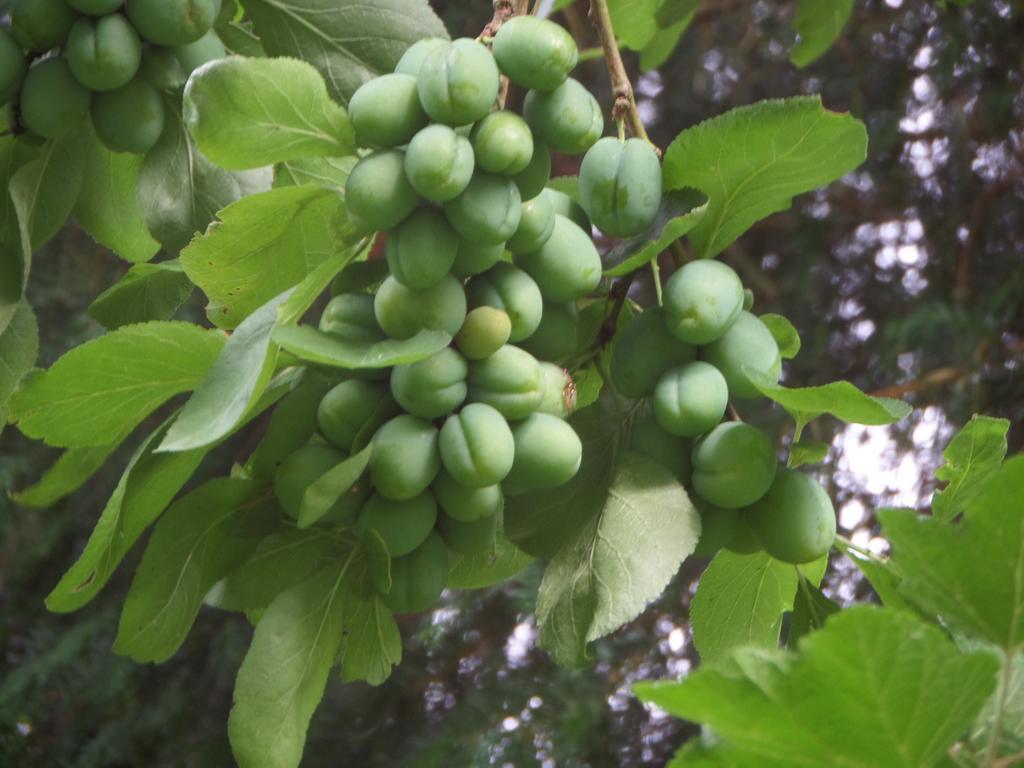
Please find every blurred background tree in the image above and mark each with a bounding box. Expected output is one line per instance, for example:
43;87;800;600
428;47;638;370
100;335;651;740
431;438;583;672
1;0;1021;765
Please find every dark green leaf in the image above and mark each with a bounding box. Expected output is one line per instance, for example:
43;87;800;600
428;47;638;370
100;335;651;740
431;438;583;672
273;325;451;369
88;261;194;329
655;0;700;27
0;300;37;419
335;560;402;686
608;0;660;50
932;414;1009;522
245;373;333;481
603;189;708;276
760;313;800;359
790;0;854;67
639;13;694;71
12;444;116;508
10;131;87;256
788;440;828;468
787;577;839;648
298;445;372;528
447;531;534;590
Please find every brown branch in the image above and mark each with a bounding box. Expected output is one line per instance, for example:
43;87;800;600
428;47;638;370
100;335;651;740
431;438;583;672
868;366;968;399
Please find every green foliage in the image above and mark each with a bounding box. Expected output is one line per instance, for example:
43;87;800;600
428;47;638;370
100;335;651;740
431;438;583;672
601;189;707;276
790;0;854;67
10;444;115;508
87;261;194;329
0;300;37;424
931;413;1009;521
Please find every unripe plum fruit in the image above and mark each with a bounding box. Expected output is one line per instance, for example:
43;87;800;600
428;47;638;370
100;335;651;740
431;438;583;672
320;293;386;343
663;260;744;345
127;0;218;47
471;111;534;175
318;380;394;451
610;306;696;399
691;422;777;509
274;443;369;523
456;306;513;361
536;362;574;419
726;514;766;555
345;149;419;234
519;301;578;363
444;172;522;245
439;402;515;487
394;37;447;76
374;274;467;340
11;0;77;53
20;60;91;140
438;511;498;555
417;38;499;126
523;78;603;155
390;347;468;419
368;415;440;500
451;239;505;278
139;46;187;92
579;137;662;238
503;412;583;494
92;77;165;154
349;73;427;148
507;193;555;254
653;361;729;438
746;469;836;564
492;15;578;92
175;30;227;78
381;531;447;612
67;15;142;91
66;0;124;13
404;124;474;202
386;208;458;290
0;30;27;106
432;469;503;522
514;214;601;303
466;344;544;420
700;311;781;399
512;143;551;201
542;187;589;231
629;412;691;484
358;491;437;557
692;500;740;557
465;263;543;342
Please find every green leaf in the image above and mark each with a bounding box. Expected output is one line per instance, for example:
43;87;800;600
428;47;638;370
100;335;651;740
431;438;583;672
663;96;868;258
835;542;915;613
787;577;839;648
970;650;1024;761
759;313;800;359
0;136;35;332
272;325;451;370
10;131;87;256
214;527;342;612
881;455;1024;652
228;555;356;768
114;480;278;663
180;185;355;329
932;414;1009;522
788;440;828;468
11;444;116;508
335;562;402;686
87;261;194;329
184;56;356;170
746;368;912;433
608;0;660;50
74;132;160;263
245;372;333;481
138;98;272;254
790;0;854;67
0;300;38;418
8;322;225;448
246;0;448;105
572;366;604;412
639;13;694;71
602;189;708;276
447;532;535;590
655;0;700;27
638;607;999;767
690;550;799;663
535;451;699;666
217;20;267;57
298;445;372;528
275;155;356;188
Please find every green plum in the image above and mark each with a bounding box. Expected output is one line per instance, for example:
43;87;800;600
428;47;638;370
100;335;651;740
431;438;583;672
747;469;836;564
492;15;578;92
320;293;386;343
381;531;448;612
274;442;369;523
512;143;551;201
726;513;766;555
519;301;578;363
417;38;499;126
455;306;512;361
691;422;777;509
11;0;77;53
358;491;437;557
629;413;691;484
139;46;187;91
513;214;601;303
394;37;447;76
471;111;534;175
465;263;543;342
390;347;468;419
610;306;696;399
444;172;522;245
66;0;124;13
438;512;498;555
700;311;782;399
404;124;475;202
368;415;441;500
91;77;165;153
386;208;458;290
663;259;745;345
348;72;427;148
373;274;467;340
0;30;27;106
317;380;395;451
20;60;91;140
692;500;740;557
439;402;515;488
523;78;603;155
127;0;219;46
174;30;226;77
503;412;582;494
67;14;142;91
507;193;555;254
466;345;544;420
579;137;662;238
451;238;506;278
345;149;419;233
653;361;729;438
432;469;503;522
542;187;589;231
536;362;574;419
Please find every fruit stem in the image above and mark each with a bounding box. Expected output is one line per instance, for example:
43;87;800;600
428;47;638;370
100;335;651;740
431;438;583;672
588;0;657;152
649;258;663;305
833;534;887;565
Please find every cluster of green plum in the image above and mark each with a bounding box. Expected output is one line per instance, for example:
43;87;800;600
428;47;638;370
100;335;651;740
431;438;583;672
273;18;644;614
1;0;225;153
613;259;837;565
